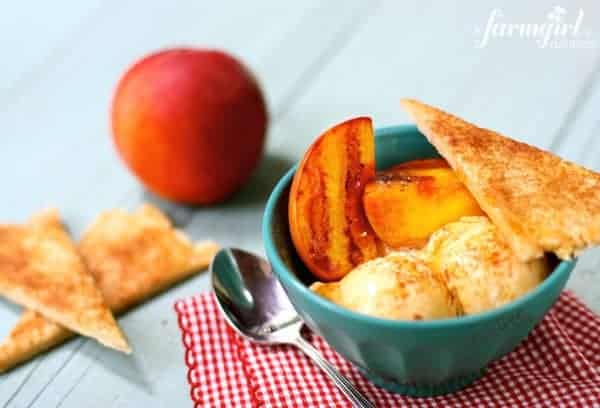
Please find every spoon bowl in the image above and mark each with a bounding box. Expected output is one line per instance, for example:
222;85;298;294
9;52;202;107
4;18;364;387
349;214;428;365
211;247;302;344
211;247;374;407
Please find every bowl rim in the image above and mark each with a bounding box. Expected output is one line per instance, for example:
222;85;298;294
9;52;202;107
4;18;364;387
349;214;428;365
262;124;575;329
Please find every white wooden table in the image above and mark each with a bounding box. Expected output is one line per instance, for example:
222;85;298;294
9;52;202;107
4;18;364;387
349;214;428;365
1;1;599;406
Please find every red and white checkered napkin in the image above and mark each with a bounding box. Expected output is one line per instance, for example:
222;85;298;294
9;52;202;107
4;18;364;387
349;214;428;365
174;291;600;407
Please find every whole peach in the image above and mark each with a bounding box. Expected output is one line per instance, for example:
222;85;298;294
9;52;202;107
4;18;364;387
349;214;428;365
111;48;268;204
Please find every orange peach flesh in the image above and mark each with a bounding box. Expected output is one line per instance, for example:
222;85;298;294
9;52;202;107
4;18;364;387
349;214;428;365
288;117;380;281
363;159;484;249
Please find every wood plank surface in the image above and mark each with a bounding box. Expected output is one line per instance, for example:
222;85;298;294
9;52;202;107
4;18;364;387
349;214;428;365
0;1;599;406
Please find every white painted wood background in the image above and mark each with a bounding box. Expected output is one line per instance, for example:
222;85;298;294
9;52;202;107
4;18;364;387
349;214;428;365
1;1;599;406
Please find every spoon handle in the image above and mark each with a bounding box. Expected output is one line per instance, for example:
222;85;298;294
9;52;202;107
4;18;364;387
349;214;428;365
292;336;375;408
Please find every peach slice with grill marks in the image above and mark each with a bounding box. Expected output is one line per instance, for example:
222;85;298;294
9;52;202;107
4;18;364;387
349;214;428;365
363;158;484;249
288;117;380;281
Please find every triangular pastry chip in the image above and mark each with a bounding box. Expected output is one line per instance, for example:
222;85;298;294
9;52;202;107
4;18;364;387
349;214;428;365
0;204;218;372
0;310;70;372
0;209;130;356
401;98;600;261
78;204;219;314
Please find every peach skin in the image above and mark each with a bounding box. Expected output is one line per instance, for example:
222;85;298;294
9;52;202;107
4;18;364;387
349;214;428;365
112;48;267;205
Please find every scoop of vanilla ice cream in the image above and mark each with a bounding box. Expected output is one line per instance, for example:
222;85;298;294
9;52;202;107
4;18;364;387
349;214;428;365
424;216;549;315
311;251;461;320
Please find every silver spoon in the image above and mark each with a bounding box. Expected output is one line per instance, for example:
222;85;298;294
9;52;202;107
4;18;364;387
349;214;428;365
211;247;375;408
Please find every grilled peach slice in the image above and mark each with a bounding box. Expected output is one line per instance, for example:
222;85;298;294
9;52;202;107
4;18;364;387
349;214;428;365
390;158;449;172
289;117;380;281
363;158;484;249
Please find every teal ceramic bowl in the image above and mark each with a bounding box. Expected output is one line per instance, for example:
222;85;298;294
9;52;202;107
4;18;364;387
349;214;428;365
262;125;575;396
